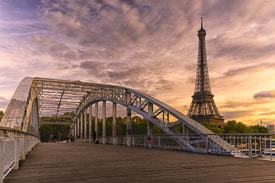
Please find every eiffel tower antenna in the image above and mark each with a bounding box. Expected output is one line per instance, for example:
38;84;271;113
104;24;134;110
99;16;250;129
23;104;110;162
187;18;224;126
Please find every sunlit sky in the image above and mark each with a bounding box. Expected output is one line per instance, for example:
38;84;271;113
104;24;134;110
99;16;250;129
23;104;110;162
1;0;275;125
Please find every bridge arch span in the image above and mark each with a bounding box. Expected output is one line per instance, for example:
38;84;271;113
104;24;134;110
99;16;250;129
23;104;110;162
0;77;244;157
75;87;215;137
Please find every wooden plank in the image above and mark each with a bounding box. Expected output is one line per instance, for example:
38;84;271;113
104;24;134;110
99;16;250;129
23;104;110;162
4;143;275;183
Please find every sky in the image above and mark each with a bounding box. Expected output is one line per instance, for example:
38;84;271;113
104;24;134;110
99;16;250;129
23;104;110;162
1;0;275;126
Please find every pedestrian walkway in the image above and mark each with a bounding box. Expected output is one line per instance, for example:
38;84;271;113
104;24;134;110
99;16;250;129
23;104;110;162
4;143;275;183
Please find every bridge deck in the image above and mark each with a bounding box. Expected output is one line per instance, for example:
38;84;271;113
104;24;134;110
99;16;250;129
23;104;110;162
4;143;275;183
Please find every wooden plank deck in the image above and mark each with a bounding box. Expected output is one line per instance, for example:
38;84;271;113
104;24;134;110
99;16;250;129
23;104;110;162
4;143;275;183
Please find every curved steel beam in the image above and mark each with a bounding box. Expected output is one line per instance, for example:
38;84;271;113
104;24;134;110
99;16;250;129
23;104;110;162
75;87;240;154
0;77;39;136
0;77;244;157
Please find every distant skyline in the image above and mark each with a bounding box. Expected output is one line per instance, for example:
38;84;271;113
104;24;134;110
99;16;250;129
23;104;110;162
1;0;275;125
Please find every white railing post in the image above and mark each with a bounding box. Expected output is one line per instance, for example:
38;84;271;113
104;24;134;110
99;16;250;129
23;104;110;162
14;138;19;170
205;135;209;153
0;129;40;182
0;139;4;183
248;135;252;158
132;136;135;146
259;136;262;157
270;138;272;160
158;136;160;147
22;137;26;160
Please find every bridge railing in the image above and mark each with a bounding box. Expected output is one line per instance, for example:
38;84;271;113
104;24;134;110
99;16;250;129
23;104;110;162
0;127;40;183
95;134;274;160
218;134;274;159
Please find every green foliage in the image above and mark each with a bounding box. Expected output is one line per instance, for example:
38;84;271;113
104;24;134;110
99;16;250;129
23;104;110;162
116;117;126;135
40;112;269;142
201;122;223;134
39;112;73;142
202;120;269;134
249;125;268;133
40;124;70;142
0;111;4;121
40;112;74;122
132;116;147;135
91;115;166;136
223;120;249;133
96;117;127;136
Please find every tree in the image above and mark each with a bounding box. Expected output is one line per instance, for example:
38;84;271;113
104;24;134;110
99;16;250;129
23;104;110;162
249;125;268;133
0;111;4;121
39;112;73;142
201;122;223;134
132;116;147;135
223;120;250;133
204;120;269;134
223;120;238;133
40;124;70;142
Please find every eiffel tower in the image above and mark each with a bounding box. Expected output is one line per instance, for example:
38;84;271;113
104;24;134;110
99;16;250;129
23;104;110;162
187;18;224;126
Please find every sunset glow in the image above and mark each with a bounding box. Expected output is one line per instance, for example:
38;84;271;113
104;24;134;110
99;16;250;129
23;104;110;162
1;0;275;125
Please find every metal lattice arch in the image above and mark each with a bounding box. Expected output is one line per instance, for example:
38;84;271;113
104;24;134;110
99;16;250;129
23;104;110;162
0;77;243;157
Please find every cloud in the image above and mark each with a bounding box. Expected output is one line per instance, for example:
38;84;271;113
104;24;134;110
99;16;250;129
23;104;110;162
78;59;174;93
210;62;275;95
221;101;253;109
222;110;252;120
254;90;275;99
223;63;275;77
258;111;275;116
209;34;275;63
40;0;203;50
2;0;275;125
79;61;106;77
0;96;9;109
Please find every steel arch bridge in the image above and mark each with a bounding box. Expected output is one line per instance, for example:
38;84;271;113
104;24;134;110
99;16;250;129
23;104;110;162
0;77;244;157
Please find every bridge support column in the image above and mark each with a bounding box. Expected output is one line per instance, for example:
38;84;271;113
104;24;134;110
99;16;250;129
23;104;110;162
77;116;80;141
89;105;92;143
80;112;83;141
102;101;106;144
95;101;98;143
74;121;77;141
147;102;153;147
112;103;117;145
84;108;87;142
182;124;190;136
126;92;132;146
182;124;190;143
69;128;73;143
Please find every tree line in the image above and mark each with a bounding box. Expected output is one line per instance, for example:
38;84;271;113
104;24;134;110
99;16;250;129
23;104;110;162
202;120;268;134
39;114;268;142
0;111;269;142
39;115;165;142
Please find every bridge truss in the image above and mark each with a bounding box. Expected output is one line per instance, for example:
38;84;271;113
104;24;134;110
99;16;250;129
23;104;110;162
0;77;245;157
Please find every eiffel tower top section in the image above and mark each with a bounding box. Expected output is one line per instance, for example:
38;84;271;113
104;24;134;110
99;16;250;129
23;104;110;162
187;18;224;126
198;17;206;35
194;17;212;95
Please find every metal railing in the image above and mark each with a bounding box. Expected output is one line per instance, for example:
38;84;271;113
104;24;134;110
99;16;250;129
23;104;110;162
93;134;274;160
1;130;272;183
218;134;274;160
0;127;40;183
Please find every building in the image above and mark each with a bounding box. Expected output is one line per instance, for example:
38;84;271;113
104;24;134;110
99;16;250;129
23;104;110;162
267;124;274;134
187;18;224;126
